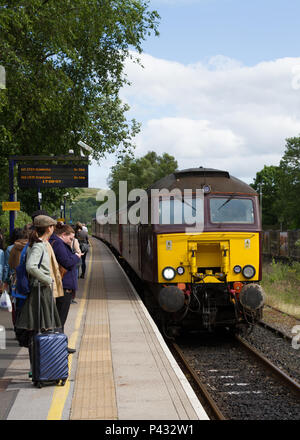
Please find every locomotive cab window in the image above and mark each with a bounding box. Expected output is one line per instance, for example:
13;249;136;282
158;197;203;225
210;198;254;224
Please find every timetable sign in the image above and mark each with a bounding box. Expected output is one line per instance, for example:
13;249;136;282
18;164;88;188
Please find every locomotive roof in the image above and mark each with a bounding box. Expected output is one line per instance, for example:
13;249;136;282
147;167;257;195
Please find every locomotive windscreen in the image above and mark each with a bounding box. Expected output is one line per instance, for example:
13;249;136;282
210;198;254;224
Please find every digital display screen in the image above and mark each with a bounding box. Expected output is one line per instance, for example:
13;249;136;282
18;164;88;188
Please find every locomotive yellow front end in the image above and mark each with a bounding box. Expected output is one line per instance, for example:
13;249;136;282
157;231;264;331
154;169;265;335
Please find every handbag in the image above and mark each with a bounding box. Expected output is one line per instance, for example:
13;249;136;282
0;290;12;312
79;242;89;254
58;265;68;279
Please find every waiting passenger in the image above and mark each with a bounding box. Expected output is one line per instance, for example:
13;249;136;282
75;222;89;279
15;215;62;372
49;223;81;353
5;226;29;327
0;230;5;293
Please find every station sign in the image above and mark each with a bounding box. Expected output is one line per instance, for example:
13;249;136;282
2;201;20;211
18;164;88;188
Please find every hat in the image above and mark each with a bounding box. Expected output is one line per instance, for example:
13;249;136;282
34;215;57;227
31;210;50;221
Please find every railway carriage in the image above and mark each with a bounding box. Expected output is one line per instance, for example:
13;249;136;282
92;167;265;336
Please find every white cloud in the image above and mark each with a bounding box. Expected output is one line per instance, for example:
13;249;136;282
91;53;300;188
119;53;300;184
135;117;245;158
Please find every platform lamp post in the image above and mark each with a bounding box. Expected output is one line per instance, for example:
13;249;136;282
63;192;69;222
60;204;64;220
38;190;42;210
69;201;74;224
8;158;15;238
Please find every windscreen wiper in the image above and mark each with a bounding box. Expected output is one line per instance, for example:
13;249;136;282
218;194;234;211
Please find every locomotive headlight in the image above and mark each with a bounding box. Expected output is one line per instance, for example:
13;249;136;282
162;267;176;281
233;265;242;274
242;265;256;279
177;266;185;275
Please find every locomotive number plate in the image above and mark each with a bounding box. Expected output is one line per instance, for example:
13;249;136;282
166;240;172;250
245;239;251;248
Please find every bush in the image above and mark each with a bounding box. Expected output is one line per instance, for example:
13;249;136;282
0;211;32;247
262;259;300;317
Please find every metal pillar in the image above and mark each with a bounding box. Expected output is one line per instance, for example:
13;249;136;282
8;158;15;238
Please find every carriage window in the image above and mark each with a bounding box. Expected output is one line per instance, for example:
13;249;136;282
210;198;254;224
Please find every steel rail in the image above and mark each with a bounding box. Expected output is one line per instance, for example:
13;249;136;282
235;335;300;395
258;320;292;341
171;342;226;420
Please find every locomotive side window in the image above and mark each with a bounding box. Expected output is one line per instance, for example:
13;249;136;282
210;198;254;224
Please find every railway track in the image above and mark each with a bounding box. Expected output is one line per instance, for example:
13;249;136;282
103;239;300;419
171;332;300;420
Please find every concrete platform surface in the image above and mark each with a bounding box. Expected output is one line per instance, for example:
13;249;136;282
0;238;208;421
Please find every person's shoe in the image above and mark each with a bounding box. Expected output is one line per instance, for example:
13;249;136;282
80;274;85;279
67;347;76;354
71;299;77;304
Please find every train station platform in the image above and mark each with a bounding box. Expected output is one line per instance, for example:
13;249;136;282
0;238;208;421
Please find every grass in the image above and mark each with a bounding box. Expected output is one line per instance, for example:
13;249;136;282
75;188;100;200
261;259;300;319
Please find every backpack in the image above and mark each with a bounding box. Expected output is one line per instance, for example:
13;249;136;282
15;243;44;298
79;241;89;254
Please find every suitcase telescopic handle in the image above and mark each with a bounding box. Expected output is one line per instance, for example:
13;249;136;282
38;281;41;334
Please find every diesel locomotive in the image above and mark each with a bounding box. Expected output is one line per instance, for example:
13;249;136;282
92;167;265;336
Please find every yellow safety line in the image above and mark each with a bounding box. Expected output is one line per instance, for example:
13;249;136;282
47;244;93;420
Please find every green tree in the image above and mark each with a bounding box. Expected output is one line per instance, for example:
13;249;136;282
0;0;159;212
68;196;101;225
252;136;300;229
278;136;300;228
251;165;283;228
108;151;178;204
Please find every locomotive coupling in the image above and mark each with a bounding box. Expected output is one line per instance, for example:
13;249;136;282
158;286;185;313
239;283;265;311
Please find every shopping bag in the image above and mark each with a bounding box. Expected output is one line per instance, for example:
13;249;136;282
0;291;12;312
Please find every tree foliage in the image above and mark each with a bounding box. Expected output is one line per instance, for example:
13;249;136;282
108;151;178;205
68;196;100;225
251;165;283;228
252;136;300;229
0;0;159;212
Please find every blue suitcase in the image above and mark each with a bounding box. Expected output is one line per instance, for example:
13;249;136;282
31;283;69;388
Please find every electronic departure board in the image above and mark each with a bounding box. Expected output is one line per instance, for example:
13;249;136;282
18;164;88;188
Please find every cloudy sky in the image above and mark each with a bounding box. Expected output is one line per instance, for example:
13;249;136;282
89;0;300;188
